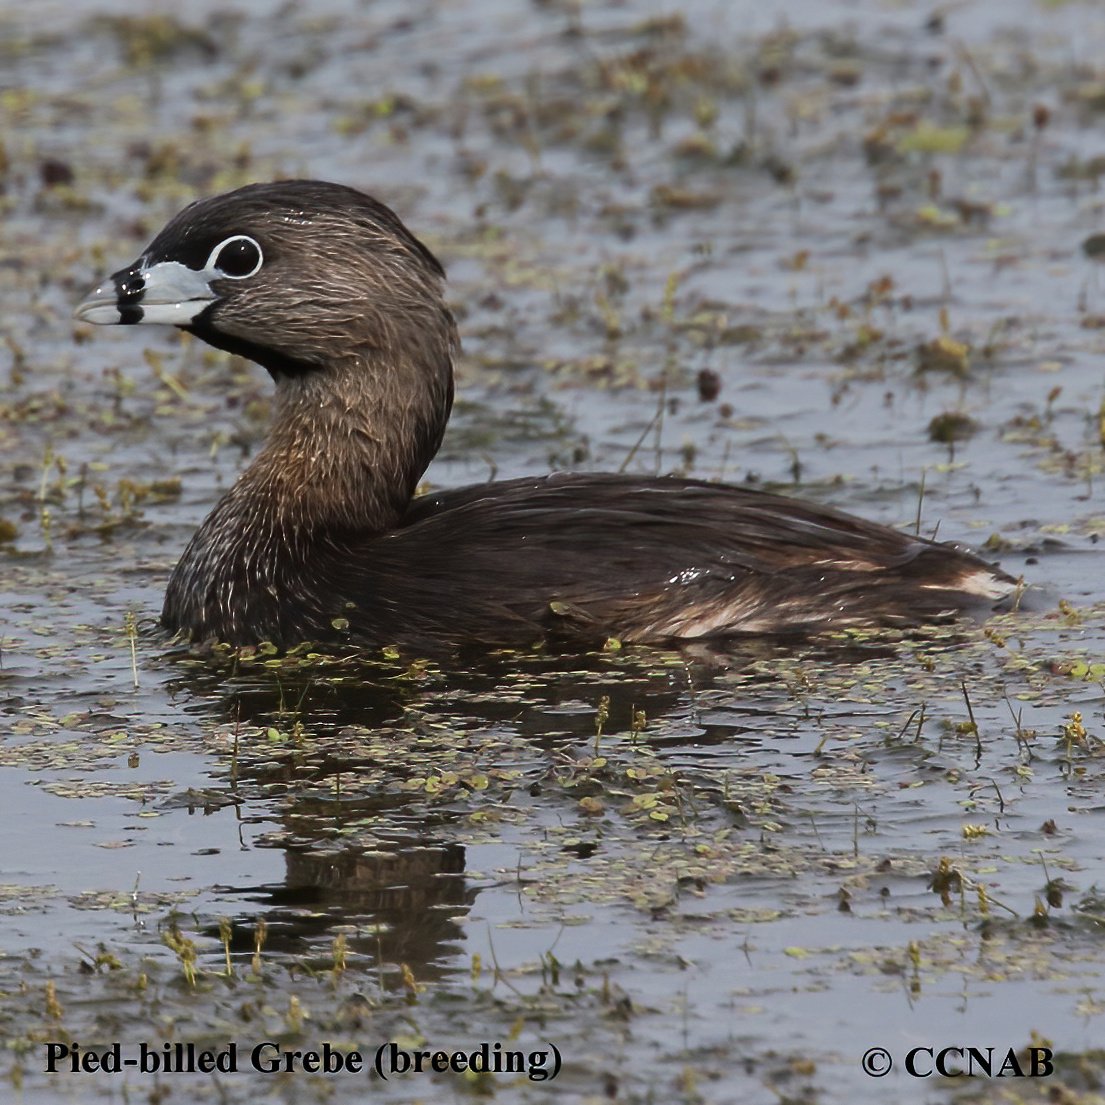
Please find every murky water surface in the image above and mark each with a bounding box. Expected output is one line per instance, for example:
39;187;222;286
2;1;1105;1102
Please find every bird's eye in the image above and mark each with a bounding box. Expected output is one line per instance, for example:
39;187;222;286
207;235;263;279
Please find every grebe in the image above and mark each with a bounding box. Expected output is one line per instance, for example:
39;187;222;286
75;181;1015;650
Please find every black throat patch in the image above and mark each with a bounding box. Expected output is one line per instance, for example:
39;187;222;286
185;306;322;379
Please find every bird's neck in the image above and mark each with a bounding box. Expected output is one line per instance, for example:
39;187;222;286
242;352;453;534
163;342;454;644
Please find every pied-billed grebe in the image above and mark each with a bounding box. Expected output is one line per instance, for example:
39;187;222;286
75;180;1015;650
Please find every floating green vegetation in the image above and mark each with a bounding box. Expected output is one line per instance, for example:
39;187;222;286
3;3;1105;1101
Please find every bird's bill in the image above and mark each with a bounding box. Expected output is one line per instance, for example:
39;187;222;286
75;260;218;326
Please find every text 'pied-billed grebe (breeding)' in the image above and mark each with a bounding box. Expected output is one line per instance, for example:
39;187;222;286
75;180;1018;651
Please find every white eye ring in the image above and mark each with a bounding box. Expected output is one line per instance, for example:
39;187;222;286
205;234;263;279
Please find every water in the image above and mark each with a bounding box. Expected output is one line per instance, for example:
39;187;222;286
1;1;1104;1102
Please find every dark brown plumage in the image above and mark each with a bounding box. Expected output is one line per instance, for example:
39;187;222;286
75;180;1017;651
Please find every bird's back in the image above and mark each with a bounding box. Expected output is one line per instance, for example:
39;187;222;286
307;472;1015;651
